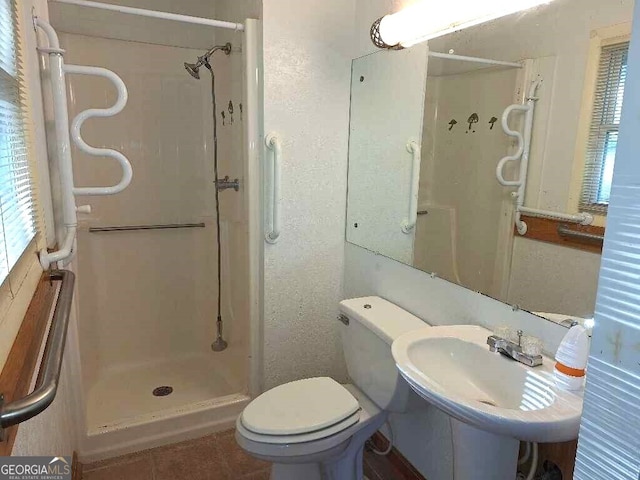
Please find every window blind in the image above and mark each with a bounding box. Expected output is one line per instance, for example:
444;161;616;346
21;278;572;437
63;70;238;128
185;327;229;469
579;42;629;214
0;0;36;285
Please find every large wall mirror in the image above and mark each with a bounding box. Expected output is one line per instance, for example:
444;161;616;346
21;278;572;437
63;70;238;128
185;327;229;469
346;0;634;327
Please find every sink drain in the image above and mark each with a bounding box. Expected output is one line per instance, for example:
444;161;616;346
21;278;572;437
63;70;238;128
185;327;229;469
478;399;497;406
152;386;173;397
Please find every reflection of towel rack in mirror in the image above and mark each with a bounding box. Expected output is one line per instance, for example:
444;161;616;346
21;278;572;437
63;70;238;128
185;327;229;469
495;76;592;235
557;225;604;243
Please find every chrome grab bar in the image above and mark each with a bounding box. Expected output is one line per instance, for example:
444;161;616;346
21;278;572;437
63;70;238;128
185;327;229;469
557;224;604;243
0;270;75;439
89;222;206;233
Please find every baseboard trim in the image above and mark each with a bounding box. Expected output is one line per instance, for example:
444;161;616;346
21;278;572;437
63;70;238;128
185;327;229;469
370;431;426;480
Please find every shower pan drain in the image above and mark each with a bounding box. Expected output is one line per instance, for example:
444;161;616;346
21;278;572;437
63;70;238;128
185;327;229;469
152;386;173;397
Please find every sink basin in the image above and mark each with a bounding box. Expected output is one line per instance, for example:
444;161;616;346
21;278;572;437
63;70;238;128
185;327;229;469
392;325;584;479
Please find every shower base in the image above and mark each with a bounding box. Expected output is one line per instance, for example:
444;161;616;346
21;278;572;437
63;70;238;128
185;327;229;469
81;350;250;462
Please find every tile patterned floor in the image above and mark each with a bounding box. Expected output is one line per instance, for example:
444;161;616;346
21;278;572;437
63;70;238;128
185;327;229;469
82;430;270;480
82;430;408;480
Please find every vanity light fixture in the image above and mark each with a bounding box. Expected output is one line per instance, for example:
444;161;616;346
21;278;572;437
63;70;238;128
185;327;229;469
370;0;554;49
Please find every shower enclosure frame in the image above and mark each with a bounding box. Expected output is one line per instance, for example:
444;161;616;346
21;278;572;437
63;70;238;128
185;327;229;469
41;0;264;459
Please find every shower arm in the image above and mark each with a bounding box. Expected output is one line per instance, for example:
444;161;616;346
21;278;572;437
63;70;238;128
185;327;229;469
198;44;232;66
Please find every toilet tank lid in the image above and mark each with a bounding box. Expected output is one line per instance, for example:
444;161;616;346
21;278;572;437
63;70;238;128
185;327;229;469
339;296;428;345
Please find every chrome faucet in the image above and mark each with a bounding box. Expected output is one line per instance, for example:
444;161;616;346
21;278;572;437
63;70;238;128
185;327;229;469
487;330;543;367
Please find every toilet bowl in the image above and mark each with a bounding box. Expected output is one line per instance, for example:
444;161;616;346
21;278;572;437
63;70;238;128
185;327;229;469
236;381;386;480
235;296;429;480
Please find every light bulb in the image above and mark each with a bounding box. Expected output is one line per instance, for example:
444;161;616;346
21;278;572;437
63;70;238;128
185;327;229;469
377;0;554;48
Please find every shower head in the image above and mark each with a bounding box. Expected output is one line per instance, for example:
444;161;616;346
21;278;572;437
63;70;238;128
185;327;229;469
184;62;200;79
184;43;232;80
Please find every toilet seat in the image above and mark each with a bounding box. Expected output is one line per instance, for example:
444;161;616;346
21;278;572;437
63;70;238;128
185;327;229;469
238;409;360;444
240;377;361;444
236;383;386;462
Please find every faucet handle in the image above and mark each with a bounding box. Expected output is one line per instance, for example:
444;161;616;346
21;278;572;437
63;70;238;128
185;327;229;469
517;329;523;346
494;326;511;340
521;335;543;356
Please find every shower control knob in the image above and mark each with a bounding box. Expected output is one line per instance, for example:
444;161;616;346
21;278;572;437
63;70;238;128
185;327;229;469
215;176;240;192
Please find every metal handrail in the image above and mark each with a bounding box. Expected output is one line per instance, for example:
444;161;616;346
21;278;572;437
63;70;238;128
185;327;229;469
89;223;206;233
557;225;604;243
0;270;75;438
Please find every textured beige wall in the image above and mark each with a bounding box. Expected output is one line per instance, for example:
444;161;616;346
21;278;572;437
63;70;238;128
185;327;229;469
508;237;601;318
261;0;356;389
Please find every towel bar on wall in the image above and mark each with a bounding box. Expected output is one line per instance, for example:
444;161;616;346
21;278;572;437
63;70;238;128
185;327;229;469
89;223;206;233
0;270;75;439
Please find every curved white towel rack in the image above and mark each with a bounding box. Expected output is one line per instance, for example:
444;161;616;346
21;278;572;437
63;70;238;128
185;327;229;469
401;141;421;234
35;17;132;269
496;104;529;189
496;80;592;235
265;133;282;244
66;64;133;196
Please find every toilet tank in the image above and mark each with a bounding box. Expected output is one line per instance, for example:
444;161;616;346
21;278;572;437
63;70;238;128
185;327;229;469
339;296;429;412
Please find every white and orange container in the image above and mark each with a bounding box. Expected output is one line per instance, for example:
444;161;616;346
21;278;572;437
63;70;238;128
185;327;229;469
554;325;590;391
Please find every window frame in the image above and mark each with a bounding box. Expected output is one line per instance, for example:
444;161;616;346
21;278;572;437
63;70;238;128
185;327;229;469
0;0;50;373
568;23;632;228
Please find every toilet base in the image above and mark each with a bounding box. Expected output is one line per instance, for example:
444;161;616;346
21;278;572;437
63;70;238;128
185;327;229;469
266;410;386;480
236;384;389;480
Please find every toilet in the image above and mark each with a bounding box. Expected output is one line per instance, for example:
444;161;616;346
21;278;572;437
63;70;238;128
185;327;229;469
235;296;429;480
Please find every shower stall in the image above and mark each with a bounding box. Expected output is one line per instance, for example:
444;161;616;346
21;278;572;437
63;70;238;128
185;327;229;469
41;0;262;461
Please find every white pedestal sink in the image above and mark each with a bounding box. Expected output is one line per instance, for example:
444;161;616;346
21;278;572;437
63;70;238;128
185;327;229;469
392;325;583;480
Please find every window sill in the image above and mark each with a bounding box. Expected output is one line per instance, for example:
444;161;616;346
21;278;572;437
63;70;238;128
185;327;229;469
0;273;58;455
